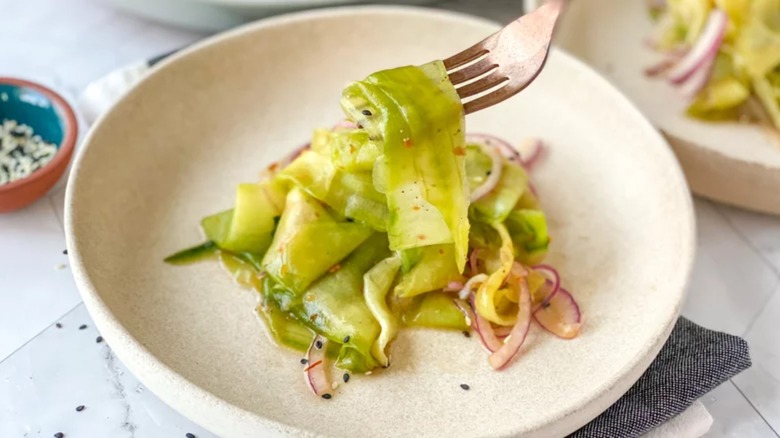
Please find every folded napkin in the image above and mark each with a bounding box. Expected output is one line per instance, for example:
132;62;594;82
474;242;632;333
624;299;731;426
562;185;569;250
572;317;751;438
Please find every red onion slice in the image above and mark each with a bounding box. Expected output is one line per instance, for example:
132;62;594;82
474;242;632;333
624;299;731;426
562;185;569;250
469;142;503;202
511;261;528;278
679;51;717;98
645;54;683;77
454;298;475;329
333;120;357;130
444;280;464;292
466;133;521;163
304;335;330;397
468;293;503;353
488;277;532;370
531;264;561;311
667;10;727;85
493;324;512;339
533;287;582;339
457;274;488;300
469;248;481;275
520;138;544;170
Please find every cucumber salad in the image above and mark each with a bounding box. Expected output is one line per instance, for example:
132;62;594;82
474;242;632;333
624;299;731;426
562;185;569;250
647;0;780;128
166;60;581;399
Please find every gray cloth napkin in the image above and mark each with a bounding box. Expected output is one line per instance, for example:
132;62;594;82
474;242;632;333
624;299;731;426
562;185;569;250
572;317;751;438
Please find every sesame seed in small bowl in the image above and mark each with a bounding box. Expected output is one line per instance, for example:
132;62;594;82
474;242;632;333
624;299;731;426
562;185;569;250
0;77;78;213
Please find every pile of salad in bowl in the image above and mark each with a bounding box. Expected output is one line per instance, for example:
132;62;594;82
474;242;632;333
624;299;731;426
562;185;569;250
166;60;581;399
647;0;780;128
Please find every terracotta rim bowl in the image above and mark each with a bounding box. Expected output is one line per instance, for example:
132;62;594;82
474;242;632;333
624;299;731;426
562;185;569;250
0;77;78;213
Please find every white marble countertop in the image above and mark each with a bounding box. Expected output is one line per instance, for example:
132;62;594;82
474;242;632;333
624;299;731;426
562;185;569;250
1;1;779;437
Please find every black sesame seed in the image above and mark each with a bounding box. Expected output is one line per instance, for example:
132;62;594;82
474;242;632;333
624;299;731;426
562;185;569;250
55;323;62;329
460;384;470;390
62;249;68;255
54;433;64;438
321;393;332;400
75;405;85;412
486;171;492;176
343;373;350;383
345;217;354;223
361;109;372;116
357;124;364;129
343;335;350;343
300;358;308;365
96;336;103;344
78;324;87;330
186;433;196;438
462;330;470;338
315;340;323;350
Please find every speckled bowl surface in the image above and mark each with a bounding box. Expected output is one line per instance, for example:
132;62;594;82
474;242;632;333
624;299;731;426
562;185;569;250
66;6;695;437
0;78;77;213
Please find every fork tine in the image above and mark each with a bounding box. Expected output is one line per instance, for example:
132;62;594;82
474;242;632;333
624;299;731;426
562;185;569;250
456;71;508;99
454;0;565;114
447;57;498;86
443;33;499;70
443;45;488;71
463;84;515;115
462;70;541;114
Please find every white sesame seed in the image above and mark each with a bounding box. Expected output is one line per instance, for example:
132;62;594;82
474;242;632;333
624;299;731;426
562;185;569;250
0;118;58;186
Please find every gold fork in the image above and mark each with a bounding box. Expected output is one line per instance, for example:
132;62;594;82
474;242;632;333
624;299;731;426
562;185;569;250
444;0;566;114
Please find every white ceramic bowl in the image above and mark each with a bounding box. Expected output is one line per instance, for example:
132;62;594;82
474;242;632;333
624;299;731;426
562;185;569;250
66;6;695;437
525;0;780;216
104;0;435;31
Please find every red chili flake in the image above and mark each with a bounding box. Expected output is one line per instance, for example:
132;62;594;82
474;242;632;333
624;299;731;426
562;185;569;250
328;264;342;273
417;234;426;240
412;205;421;211
310;313;319;321
438;249;445;255
453;146;466;156
268;162;280;172
403;138;413;148
304;360;323;372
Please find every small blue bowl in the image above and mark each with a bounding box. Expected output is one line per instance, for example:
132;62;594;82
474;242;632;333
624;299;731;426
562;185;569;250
0;77;78;212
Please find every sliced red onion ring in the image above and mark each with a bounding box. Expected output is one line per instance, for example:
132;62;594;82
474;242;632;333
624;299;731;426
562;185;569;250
304;335;330;397
443;280;464;292
520;138;544;170
333;120;357;130
531;264;561;310
533;287;582;339
492;324;512;339
466;133;521;163
457;274;488;300
511;261;528;278
679;52;717;98
468;293;503;353
667;10;727;85
469;249;481;275
488;277;532;370
469;142;503;201
453;298;475;329
645;55;683;77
